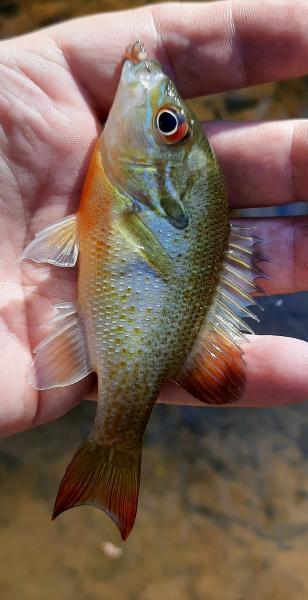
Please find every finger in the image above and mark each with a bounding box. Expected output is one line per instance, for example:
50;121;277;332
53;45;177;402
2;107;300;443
158;335;308;407
47;0;308;112
31;374;94;431
204;119;308;208
233;216;308;296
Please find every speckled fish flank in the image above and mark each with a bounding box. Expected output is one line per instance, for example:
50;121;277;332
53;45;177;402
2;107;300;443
22;41;258;540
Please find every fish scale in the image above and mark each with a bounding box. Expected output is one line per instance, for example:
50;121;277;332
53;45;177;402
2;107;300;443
77;142;229;443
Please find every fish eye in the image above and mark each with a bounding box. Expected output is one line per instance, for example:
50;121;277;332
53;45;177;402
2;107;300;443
155;106;191;145
157;109;178;136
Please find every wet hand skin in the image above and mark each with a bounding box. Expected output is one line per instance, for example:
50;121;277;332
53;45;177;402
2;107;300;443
1;0;308;437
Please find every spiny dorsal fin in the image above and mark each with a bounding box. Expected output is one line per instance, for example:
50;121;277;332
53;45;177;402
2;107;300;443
176;225;262;405
21;214;79;267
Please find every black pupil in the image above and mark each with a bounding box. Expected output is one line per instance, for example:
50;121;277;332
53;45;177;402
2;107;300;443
158;111;177;134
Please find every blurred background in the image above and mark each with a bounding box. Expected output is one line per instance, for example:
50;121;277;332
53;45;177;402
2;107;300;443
1;1;308;599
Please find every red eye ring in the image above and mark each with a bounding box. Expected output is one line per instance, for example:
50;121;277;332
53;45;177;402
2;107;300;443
155;106;190;145
163;120;189;145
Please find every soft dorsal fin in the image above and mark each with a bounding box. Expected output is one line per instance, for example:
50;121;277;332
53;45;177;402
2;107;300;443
21;214;79;267
175;225;261;405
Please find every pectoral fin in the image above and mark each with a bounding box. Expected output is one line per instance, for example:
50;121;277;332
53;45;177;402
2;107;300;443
115;209;173;279
160;196;188;230
21;214;79;267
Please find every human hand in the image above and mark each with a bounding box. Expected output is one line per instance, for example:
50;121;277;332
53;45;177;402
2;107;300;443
1;0;308;437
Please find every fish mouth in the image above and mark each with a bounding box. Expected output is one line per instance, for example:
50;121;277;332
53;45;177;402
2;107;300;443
124;40;149;64
122;41;166;90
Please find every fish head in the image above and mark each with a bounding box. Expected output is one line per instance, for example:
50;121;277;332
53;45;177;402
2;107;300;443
101;43;204;230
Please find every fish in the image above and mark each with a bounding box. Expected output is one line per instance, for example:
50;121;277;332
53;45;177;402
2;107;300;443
22;41;258;540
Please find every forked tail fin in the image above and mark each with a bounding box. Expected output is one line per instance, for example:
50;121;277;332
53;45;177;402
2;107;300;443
52;438;142;540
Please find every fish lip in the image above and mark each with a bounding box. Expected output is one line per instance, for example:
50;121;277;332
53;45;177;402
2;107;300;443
122;58;166;88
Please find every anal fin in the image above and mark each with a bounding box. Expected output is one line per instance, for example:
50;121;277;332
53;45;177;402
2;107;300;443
22;214;79;267
176;224;261;405
30;303;93;390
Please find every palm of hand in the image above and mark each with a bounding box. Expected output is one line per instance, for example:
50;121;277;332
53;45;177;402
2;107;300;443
1;1;308;437
0;34;99;435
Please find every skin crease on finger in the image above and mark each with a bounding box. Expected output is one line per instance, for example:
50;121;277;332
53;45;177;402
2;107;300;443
1;0;308;437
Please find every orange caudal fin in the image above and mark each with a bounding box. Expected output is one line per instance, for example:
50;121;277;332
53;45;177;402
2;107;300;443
52;438;142;540
176;225;262;405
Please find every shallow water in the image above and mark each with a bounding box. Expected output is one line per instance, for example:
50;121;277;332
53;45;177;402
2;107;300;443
1;2;308;599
